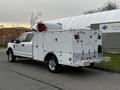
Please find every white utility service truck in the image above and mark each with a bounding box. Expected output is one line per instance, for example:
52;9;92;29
6;22;108;72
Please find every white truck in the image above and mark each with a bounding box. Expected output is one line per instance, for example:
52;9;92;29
6;22;107;72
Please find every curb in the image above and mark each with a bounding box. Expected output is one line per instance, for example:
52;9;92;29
90;66;120;74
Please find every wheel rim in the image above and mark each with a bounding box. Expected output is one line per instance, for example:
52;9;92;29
49;59;56;71
8;53;12;61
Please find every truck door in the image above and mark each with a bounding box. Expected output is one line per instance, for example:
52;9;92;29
14;33;28;57
23;33;33;58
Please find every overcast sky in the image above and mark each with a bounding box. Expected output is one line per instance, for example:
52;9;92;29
0;0;120;24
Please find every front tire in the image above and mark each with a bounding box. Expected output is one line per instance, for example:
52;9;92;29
8;50;16;62
47;56;61;73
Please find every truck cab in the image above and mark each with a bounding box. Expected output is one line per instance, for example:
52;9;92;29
6;32;33;62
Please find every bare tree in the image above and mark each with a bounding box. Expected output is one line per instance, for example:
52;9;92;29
84;2;119;14
102;2;118;11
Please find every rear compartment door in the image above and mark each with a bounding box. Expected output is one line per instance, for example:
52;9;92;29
81;30;95;53
80;30;98;58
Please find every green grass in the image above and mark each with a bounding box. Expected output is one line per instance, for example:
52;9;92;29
96;52;120;71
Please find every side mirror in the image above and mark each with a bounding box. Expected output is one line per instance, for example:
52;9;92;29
10;38;15;43
14;39;20;43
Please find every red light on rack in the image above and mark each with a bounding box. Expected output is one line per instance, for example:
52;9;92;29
37;22;46;32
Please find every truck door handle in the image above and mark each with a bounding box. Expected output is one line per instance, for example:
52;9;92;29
21;44;24;47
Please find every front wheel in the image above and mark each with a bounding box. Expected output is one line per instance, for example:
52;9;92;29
47;56;61;73
8;50;16;62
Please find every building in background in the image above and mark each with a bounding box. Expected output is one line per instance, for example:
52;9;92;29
0;27;31;45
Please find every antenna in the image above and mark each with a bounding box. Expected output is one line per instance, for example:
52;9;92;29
30;12;34;27
30;12;42;27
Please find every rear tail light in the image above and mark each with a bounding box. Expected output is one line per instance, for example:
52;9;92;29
74;34;80;39
98;45;102;53
74;32;80;40
82;50;84;55
98;34;101;39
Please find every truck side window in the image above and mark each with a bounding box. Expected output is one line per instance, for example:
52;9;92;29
26;33;33;42
18;34;27;42
18;33;33;42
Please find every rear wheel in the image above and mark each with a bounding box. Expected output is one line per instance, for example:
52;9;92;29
8;50;16;62
88;63;95;68
47;56;61;73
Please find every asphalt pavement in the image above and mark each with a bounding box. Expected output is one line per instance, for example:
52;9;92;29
0;48;6;54
0;49;120;90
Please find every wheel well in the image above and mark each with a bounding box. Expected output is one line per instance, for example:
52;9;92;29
44;53;57;63
7;48;13;55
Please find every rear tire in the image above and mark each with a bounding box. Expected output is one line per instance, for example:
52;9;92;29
8;50;16;62
47;56;61;73
88;63;95;68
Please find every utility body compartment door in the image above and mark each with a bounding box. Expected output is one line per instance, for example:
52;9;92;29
32;32;44;61
24;42;32;58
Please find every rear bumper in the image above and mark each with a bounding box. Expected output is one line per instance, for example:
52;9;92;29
72;57;111;67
